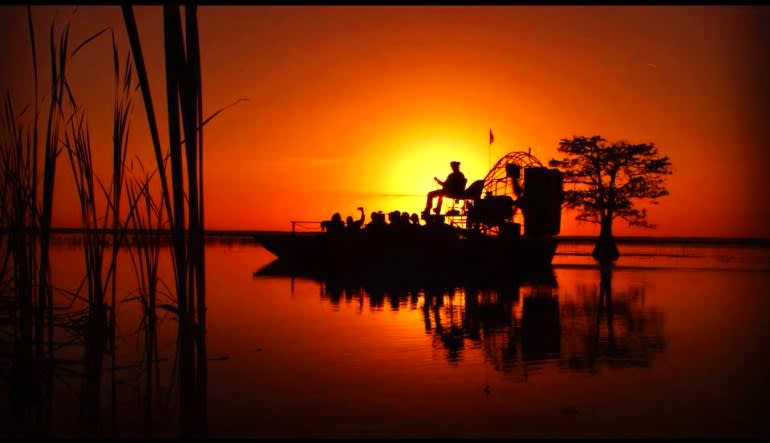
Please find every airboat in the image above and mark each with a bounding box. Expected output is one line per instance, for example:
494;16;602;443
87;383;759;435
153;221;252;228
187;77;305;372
254;151;563;279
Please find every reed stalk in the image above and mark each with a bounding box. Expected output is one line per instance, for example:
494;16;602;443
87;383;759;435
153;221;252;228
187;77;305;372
122;4;208;438
35;10;69;434
62;46;135;438
1;6;220;437
125;163;164;438
107;31;133;437
184;8;208;432
1;90;37;437
64;109;108;438
0;9;78;436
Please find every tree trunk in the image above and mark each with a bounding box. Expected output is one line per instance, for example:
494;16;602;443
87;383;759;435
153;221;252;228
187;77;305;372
592;216;620;263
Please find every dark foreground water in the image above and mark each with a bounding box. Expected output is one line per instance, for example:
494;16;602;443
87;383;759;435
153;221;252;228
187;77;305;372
3;238;769;438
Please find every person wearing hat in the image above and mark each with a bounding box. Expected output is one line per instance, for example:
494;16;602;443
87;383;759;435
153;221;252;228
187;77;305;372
424;160;467;215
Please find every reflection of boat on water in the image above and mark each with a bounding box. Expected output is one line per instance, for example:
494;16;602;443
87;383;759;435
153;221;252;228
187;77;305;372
254;151;563;275
258;265;665;380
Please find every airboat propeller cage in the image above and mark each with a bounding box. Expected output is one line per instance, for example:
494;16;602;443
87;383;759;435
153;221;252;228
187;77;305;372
482;151;564;237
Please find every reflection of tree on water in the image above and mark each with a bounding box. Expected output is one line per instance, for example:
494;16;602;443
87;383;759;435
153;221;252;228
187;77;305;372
560;265;666;374
317;266;665;378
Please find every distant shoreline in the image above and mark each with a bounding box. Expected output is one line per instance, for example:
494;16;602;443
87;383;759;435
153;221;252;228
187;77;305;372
27;227;770;247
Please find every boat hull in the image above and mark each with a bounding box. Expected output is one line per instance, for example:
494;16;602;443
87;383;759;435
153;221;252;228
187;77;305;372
254;231;557;278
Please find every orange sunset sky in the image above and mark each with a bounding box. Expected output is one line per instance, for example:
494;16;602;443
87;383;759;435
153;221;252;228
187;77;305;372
2;6;769;237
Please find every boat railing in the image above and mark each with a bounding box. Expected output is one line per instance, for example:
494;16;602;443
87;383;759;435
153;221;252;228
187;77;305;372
291;220;323;235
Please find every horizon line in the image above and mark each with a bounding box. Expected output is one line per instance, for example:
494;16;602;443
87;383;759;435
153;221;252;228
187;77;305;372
30;227;770;246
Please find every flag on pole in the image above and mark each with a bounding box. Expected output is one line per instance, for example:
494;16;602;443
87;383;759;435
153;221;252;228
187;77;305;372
488;129;494;170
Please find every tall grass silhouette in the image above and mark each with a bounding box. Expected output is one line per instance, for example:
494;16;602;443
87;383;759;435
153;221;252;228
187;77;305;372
125;161;166;438
61;24;138;435
1;5;240;437
0;7;78;436
123;5;208;437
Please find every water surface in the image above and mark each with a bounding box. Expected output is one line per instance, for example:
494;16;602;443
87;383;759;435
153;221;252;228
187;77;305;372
5;237;769;438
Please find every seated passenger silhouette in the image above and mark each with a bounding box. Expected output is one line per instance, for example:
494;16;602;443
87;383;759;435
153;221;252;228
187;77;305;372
364;211;387;233
321;212;345;234
345;207;365;232
424;161;467;215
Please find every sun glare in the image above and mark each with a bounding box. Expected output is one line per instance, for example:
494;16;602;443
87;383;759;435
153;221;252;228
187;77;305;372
385;136;490;197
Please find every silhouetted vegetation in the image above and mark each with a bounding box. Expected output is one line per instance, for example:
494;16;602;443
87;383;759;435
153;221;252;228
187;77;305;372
549;135;672;262
122;4;208;438
125;164;166;439
0;7;78;436
0;4;218;439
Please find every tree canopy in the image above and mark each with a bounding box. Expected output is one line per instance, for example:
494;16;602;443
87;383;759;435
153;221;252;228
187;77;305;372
549;135;672;261
549;135;672;229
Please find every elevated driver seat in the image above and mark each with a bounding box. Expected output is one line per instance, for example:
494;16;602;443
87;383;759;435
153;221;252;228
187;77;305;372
445;179;485;216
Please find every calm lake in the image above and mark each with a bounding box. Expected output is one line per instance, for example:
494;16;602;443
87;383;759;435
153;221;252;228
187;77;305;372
4;237;770;438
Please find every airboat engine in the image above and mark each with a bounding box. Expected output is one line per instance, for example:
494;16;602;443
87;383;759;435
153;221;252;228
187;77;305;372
521;167;563;237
